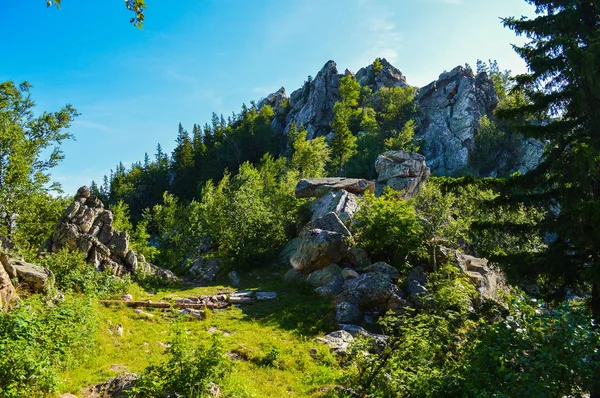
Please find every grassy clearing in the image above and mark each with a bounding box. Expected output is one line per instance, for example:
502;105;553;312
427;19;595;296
57;265;343;397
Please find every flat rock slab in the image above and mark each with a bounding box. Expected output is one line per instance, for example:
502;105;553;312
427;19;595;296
295;178;375;198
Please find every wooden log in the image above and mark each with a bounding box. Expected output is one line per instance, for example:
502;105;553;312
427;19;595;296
99;300;229;310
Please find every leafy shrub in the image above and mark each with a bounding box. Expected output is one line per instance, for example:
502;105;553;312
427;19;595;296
354;189;424;269
41;248;132;298
0;295;98;397
129;324;230;397
463;296;599;397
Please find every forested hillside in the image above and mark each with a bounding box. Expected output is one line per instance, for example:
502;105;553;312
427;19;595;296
0;1;599;397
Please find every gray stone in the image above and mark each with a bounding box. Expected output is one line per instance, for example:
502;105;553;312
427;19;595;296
345;247;371;269
300;212;351;238
307;264;344;297
315;330;354;356
10;260;53;293
228;270;241;287
283;268;304;283
342;272;397;310
406;266;432;308
189;257;222;282
309;190;360;222
375;150;430;198
255;291;278;301
290;229;349;273
276;238;302;267
295;177;375;198
44;186;141;278
364;262;400;281
335;302;362;324
356;57;409;91
341;268;360;280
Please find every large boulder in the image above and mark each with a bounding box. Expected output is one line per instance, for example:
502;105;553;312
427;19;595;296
438;247;507;302
45;186;175;282
309;190;360;223
306;263;344;297
290;229;349;273
375;150;430;197
10;260;53;293
276;237;303;267
295;178;374;199
300;212;351;239
340;271;398;310
189;257;223;282
0;261;17;310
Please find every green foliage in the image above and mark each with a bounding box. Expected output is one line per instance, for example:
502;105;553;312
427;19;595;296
330;75;360;176
11;193;68;255
372;58;383;79
129;324;230;397
199;159;299;267
0;295;98;397
289;123;330;178
111;200;159;262
464;297;599;397
41;249;132;298
469;115;523;177
143;192;200;269
47;0;146;28
354;189;424;269
0;81;77;244
344;284;596;397
345;85;419;178
492;2;600;331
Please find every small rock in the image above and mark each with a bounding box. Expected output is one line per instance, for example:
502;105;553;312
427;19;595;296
228;270;241;287
121;294;133;301
315;330;354;356
341;268;359;279
255;291;277;301
364;262;400;281
283;268;304;283
335;302;362;324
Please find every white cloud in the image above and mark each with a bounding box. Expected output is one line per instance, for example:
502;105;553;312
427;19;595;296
71;119;114;133
351;4;403;68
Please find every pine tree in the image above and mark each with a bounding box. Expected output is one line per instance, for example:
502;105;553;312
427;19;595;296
489;4;600;394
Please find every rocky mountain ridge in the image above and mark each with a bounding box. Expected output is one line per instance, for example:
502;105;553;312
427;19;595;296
258;58;544;177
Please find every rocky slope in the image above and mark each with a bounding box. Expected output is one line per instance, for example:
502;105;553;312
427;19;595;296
258;59;543;177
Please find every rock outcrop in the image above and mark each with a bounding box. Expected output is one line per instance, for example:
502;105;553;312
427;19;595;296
355;57;409;91
1;234;54;307
295;177;374;198
375;150;430;197
415;66;499;175
284;60;342;139
290;229;349;273
437;247;507;303
260;59;542;178
45;186;176;282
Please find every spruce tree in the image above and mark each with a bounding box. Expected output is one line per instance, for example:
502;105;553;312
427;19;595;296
490;3;600;394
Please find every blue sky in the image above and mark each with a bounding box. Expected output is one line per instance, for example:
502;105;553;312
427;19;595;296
1;0;535;194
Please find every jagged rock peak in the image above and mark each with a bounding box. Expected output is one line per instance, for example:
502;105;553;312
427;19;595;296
356;57;409;90
45;186;178;282
257;87;287;111
414;65;499;175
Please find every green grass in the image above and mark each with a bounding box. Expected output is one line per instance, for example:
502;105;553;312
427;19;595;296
57;265;343;397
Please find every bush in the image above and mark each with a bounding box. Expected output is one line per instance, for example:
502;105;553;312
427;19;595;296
0;295;98;397
129;324;230;397
463;297;599;397
354;188;424;269
41;248;132;298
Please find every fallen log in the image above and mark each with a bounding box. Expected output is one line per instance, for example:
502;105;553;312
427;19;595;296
99;300;229;310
